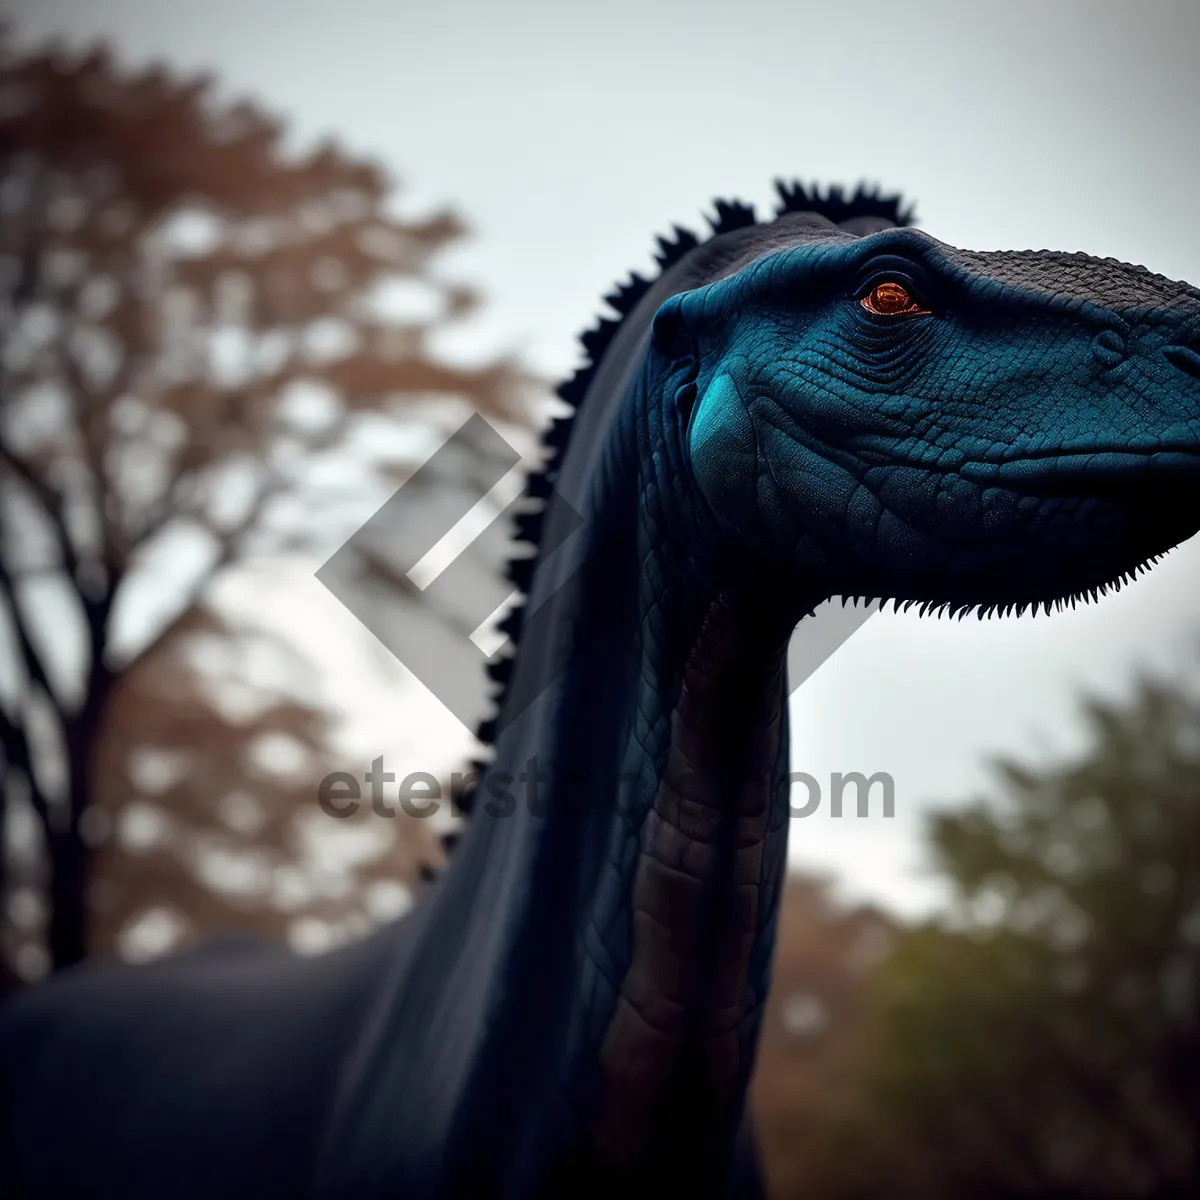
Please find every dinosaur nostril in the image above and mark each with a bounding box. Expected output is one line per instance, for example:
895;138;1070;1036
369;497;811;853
1092;328;1126;369
1164;344;1200;381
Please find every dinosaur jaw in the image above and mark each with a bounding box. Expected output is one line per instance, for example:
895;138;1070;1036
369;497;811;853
756;439;1200;621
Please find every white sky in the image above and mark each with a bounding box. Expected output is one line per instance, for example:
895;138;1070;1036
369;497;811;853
5;0;1199;916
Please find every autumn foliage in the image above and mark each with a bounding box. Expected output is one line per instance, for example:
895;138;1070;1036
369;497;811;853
0;31;532;979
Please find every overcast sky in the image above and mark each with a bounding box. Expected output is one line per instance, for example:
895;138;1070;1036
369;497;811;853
5;0;1199;915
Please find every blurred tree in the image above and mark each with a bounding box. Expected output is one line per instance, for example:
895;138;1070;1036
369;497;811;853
4;605;448;973
90;607;444;961
750;873;899;1198
808;675;1200;1199
0;31;534;977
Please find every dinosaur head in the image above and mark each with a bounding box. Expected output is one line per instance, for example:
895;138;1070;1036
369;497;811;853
654;226;1200;614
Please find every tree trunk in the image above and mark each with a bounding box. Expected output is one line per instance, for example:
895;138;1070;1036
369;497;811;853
47;657;113;972
47;829;89;971
0;954;20;1000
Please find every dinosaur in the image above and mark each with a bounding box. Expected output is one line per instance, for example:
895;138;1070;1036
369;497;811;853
2;178;1200;1200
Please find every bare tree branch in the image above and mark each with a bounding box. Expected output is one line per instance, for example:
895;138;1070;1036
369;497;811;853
0;704;50;828
0;450;82;588
0;540;60;713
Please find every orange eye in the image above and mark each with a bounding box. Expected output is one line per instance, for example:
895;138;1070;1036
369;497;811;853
860;281;931;317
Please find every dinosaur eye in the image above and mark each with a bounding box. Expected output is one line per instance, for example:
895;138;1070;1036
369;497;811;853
859;281;930;317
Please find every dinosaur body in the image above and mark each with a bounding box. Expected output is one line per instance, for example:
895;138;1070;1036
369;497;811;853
3;181;1200;1199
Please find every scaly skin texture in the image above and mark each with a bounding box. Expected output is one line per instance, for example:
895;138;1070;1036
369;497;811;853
2;184;1199;1200
673;225;1200;611
589;593;791;1184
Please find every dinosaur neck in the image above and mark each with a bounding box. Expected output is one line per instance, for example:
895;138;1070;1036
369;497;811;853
320;247;828;1200
414;373;811;1195
578;584;795;1193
